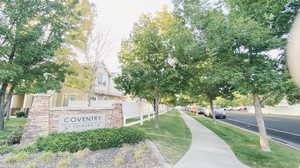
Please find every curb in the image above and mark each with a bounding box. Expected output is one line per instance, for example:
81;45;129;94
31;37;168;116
217;120;300;152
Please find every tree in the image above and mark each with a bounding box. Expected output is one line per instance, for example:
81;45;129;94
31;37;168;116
115;61;178;128
115;9;194;128
188;59;234;121
215;93;252;107
0;0;79;129
59;0;95;92
84;29;111;106
43;0;107;111
174;0;296;152
225;0;300;104
225;3;296;152
174;4;236;121
161;94;198;107
224;0;300;39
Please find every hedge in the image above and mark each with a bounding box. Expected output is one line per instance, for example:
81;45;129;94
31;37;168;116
36;127;145;153
0;130;24;146
16;111;27;118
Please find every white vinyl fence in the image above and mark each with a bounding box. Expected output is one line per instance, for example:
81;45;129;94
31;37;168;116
67;100;171;126
122;102;170;126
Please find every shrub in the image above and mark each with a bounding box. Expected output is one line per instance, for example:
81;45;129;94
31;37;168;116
7;131;23;144
0;130;23;146
0;145;15;155
36;127;145;153
16;111;27;118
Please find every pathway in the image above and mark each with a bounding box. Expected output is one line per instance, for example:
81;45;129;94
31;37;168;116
174;112;249;168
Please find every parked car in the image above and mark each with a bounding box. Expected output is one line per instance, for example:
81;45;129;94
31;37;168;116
224;107;233;111
190;107;196;113
204;107;226;119
240;106;247;111
204;109;210;117
232;107;241;111
184;107;191;112
197;107;206;115
215;107;226;119
231;106;248;111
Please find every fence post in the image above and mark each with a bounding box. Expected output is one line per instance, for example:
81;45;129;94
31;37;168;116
152;105;155;119
140;110;144;125
123;116;127;126
147;104;150;120
140;103;144;125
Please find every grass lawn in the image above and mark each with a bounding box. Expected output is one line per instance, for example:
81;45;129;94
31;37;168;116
0;118;27;145
126;114;154;123
136;110;192;164
188;112;300;168
126;117;140;123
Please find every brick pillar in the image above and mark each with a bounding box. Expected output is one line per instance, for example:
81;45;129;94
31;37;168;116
21;94;50;145
112;104;124;128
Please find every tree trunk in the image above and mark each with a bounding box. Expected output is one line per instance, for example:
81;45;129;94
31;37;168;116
0;102;4;130
253;94;271;152
87;66;97;107
88;96;92;107
4;86;14;120
0;107;4;130
5;98;12;120
209;97;216;122
0;83;8;130
153;96;160;129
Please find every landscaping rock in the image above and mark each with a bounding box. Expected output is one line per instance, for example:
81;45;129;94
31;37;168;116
0;142;165;168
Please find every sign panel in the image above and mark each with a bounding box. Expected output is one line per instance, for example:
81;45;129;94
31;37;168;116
58;114;105;132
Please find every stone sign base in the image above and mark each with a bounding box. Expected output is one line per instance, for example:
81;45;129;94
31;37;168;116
21;94;123;144
49;105;123;133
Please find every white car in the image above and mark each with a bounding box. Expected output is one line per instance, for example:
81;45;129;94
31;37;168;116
204;107;226;119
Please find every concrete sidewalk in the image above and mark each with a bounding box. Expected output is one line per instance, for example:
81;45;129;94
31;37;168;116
174;112;249;168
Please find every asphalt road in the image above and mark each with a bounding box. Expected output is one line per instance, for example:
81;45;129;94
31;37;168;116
222;112;300;150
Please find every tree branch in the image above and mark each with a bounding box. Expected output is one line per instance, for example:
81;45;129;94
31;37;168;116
260;93;273;104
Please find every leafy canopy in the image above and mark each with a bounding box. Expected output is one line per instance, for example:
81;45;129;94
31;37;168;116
0;0;79;94
115;9;195;103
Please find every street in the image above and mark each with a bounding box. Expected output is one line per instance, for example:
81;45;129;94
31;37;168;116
223;112;300;150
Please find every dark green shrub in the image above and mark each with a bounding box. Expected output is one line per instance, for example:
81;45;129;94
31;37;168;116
16;111;26;118
0;130;23;146
36;127;145;153
7;132;22;145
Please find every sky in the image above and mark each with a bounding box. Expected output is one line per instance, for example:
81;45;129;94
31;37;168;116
91;0;173;73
